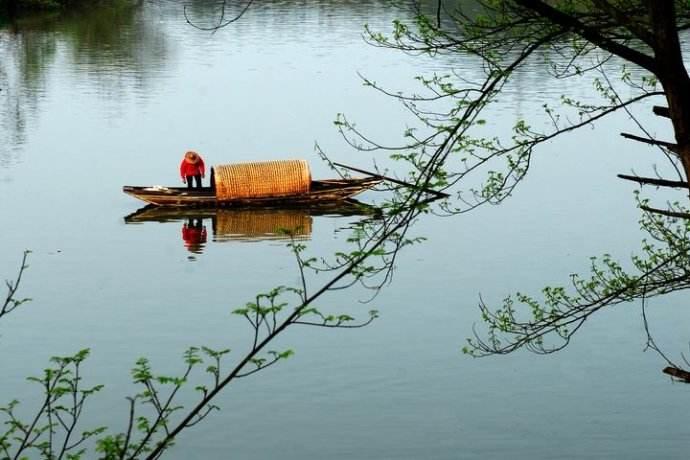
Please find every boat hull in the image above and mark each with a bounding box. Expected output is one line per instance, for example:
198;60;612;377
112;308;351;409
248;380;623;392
122;178;380;207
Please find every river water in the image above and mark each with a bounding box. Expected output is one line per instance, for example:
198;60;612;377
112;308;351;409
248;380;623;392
1;1;689;458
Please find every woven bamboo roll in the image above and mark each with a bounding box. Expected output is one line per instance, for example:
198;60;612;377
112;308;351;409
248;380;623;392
213;209;312;241
214;159;311;201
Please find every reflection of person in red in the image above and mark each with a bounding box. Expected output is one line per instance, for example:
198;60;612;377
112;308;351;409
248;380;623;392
182;218;207;254
180;151;206;188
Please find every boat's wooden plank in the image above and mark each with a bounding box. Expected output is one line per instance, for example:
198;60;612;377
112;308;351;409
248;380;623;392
123;177;381;207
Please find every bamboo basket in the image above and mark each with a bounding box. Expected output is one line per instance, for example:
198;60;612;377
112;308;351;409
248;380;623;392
214;159;311;201
213;209;312;241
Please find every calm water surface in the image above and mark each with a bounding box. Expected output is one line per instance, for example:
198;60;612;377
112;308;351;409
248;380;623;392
1;1;689;458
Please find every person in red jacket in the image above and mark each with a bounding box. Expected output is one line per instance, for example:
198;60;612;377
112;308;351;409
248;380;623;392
180;151;206;188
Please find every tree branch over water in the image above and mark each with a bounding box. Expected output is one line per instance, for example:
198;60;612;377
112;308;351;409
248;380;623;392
339;1;690;375
7;1;690;457
269;0;690;383
0;30;519;452
465;201;690;358
0;195;435;458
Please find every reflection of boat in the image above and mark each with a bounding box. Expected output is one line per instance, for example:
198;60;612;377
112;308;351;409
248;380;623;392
123;159;381;207
213;209;312;241
123;200;380;242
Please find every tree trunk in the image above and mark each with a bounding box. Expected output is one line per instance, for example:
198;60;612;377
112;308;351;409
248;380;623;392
649;2;690;189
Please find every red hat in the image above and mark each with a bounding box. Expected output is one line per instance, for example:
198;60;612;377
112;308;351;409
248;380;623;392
184;151;200;164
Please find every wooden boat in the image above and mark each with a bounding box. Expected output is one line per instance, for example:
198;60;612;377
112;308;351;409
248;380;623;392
123;159;381;208
122;178;381;207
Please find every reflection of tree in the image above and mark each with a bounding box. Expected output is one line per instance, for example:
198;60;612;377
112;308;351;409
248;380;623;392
0;23;56;166
57;1;168;97
0;1;168;164
181;0;401;31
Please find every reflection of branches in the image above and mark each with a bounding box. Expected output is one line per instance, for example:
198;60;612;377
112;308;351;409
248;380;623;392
1;250;30;321
184;0;254;32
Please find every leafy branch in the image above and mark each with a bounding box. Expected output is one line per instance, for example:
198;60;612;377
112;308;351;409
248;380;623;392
343;1;689;220
0;349;106;460
1;195;432;458
2;250;31;321
465;196;690;357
